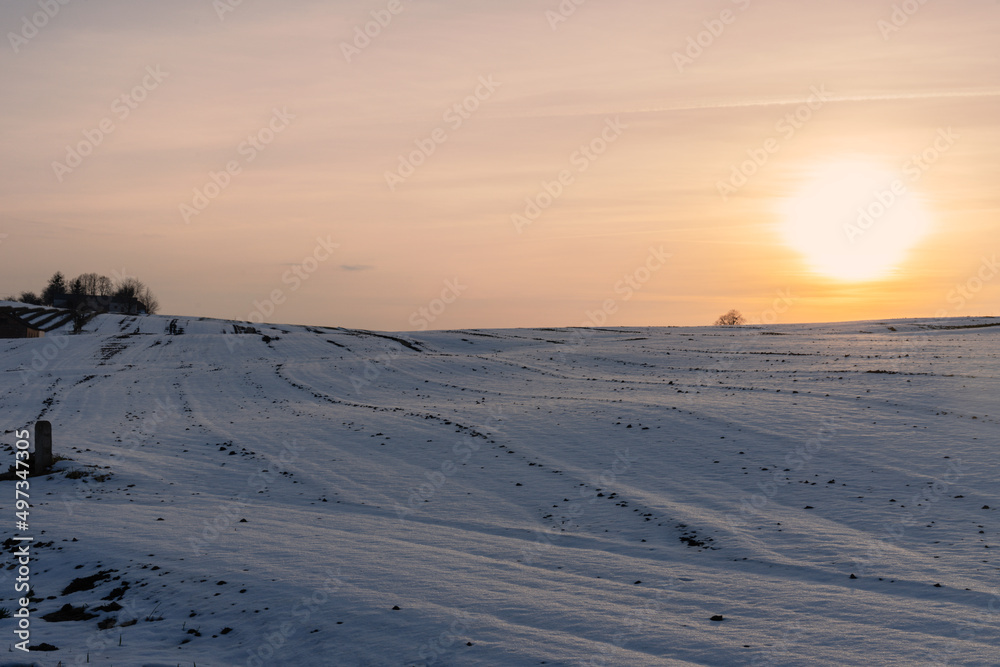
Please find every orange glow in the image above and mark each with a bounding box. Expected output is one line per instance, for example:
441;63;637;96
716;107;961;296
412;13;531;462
1;2;998;328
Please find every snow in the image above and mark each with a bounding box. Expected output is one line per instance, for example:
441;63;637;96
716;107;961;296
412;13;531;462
1;307;998;665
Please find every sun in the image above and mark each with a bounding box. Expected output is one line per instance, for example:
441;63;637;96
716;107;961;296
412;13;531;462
780;161;932;282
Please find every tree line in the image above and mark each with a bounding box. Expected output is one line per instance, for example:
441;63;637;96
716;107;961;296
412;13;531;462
7;272;159;315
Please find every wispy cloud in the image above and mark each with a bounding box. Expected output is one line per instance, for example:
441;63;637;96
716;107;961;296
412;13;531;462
504;89;1000;120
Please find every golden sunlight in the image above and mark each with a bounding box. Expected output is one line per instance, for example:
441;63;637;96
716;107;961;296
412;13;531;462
780;161;932;282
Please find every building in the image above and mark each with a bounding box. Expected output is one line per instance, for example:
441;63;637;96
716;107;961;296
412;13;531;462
53;294;146;315
108;297;146;315
0;311;44;338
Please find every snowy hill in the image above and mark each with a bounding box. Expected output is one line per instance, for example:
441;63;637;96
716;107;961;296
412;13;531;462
1;309;998;665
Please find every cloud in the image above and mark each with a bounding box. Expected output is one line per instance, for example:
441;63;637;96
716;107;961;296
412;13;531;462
506;88;1000;121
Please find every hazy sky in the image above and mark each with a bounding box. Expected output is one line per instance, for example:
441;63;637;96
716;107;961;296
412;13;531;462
2;0;998;330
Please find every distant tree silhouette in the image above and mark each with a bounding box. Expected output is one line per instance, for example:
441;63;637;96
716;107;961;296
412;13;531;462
18;291;42;305
73;272;114;297
715;309;746;326
96;275;113;297
18;271;159;314
75;272;100;294
138;285;159;315
71;306;91;334
41;272;67;306
114;277;159;315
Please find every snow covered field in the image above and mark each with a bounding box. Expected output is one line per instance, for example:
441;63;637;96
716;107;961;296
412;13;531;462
1;308;998;666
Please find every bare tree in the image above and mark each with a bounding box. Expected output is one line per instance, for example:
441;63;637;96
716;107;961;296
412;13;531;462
71;306;92;334
139;285;159;315
73;272;104;295
114;277;159;314
96;275;113;297
715;309;746;326
18;291;42;305
114;276;143;300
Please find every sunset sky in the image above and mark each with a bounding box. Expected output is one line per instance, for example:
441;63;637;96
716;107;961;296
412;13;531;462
2;0;998;330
